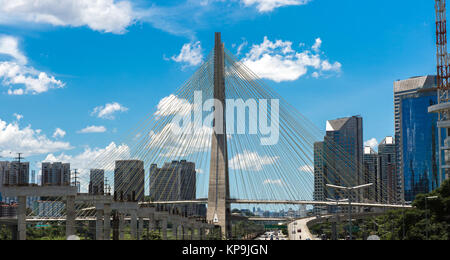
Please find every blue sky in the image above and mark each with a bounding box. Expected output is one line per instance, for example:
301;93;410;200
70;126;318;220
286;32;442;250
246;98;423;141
0;0;438;187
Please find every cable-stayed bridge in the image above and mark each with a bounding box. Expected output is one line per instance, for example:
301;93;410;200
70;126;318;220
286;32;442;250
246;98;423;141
0;33;410;240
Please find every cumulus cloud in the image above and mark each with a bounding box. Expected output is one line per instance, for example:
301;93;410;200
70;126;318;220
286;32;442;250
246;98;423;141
242;0;310;12
229;150;279;171
365;138;379;150
0;35;64;95
171;42;203;67
0;0;137;34
148;122;212;157
91;102;128;120
0;35;27;64
241;36;342;82
154;94;193;118
43;142;130;191
78;125;107;134
53;128;66;139
0;118;72;157
312;38;322;52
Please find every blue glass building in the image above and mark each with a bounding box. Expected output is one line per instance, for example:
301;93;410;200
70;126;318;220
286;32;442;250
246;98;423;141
394;76;445;202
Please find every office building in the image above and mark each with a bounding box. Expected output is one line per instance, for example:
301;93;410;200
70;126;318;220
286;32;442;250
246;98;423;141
114;160;145;202
41;162;71;186
150;160;197;215
313;142;327;214
0;161;29;186
378;137;398;204
89;169;105;195
363;147;379;203
314;116;364;213
394;76;443;202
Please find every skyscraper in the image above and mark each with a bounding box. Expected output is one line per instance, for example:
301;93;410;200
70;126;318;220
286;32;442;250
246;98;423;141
0;161;30;186
314;116;364;212
378;137;398;204
150;160;197;215
326;116;364;190
363;147;378;203
41;162;70;186
394;76;443;202
313;142;327;214
89;169;105;195
114;160;145;202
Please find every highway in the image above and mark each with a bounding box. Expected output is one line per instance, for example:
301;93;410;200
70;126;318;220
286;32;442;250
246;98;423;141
288;217;317;240
255;230;287;241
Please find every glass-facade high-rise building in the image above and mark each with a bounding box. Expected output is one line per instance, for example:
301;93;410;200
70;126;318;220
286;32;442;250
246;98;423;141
314;116;364;213
394;76;445;202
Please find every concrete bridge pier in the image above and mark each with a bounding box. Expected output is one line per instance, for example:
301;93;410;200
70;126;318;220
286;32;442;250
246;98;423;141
66;196;76;239
161;218;168;240
130;210;138;240
149;218;155;233
138;217;144;240
11;225;18;240
96;209;104;240
173;223;179;240
182;225;188;240
119;213;125;240
17;196;27;240
103;204;111;240
199;227;204;240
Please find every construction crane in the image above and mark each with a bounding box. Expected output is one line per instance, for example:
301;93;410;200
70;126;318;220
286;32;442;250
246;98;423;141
429;0;450;185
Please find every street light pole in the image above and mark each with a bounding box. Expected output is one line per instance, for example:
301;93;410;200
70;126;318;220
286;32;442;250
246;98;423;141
326;183;373;240
327;198;348;240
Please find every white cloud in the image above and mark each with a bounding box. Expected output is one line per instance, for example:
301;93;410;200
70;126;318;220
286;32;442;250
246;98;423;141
91;102;128;120
43;142;130;192
0;35;27;64
171;41;203;67
263;179;283;185
229;150;279;171
0;0;136;34
148;122;212;157
241;36;342;82
0;36;64;95
13;113;23;121
53;128;66;139
78;125;107;134
365;138;379;150
0;118;72;157
242;0;310;12
298;164;313;172
154;94;193;118
312;38;322;52
236;40;248;56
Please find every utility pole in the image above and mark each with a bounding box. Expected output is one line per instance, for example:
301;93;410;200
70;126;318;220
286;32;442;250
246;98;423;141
326;198;349;240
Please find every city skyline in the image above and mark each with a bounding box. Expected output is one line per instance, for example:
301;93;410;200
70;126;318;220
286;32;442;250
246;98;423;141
1;1;449;241
0;0;438;187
